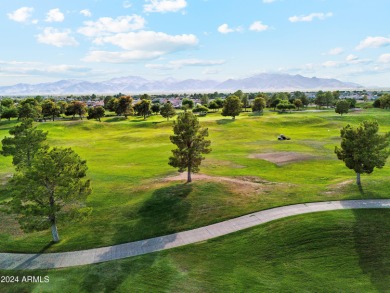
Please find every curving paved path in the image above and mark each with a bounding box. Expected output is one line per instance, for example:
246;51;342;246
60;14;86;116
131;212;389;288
1;199;390;270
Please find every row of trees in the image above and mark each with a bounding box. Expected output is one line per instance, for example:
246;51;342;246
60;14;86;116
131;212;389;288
1;119;91;242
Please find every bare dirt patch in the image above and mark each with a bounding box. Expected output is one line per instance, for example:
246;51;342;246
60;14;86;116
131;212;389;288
163;173;288;197
249;152;316;165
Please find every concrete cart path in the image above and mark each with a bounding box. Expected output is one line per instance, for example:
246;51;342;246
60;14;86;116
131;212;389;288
1;199;390;270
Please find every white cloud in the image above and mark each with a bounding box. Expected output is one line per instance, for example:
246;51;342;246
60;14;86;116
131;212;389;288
36;28;79;47
346;54;358;62
84;31;198;63
356;36;390;50
93;31;198;51
144;0;187;13
263;0;276;3
322;61;340;68
327;47;344;55
83;51;164;63
7;7;34;23
80;9;92;17
0;62;91;76
249;21;269;32
289;12;333;23
146;58;225;69
217;24;241;34
78;15;145;37
45;8;64;22
123;1;132;8
378;53;390;63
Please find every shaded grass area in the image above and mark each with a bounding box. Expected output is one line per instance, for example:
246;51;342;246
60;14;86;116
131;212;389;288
0;109;389;252
1;210;389;292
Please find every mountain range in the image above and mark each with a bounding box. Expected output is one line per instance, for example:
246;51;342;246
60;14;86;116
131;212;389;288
0;73;363;95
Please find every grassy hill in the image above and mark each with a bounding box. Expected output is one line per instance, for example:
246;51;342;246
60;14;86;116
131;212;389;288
0;108;389;253
1;209;389;292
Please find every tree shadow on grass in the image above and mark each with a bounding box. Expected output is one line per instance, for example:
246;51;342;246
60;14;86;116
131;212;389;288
104;117;128;123
352;208;390;292
124;183;192;241
80;184;192;292
216;119;235;125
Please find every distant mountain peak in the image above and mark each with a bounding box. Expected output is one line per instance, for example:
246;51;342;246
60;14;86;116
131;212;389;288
0;73;363;95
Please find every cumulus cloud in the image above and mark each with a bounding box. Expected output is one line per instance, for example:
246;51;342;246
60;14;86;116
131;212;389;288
7;7;34;23
84;31;198;63
144;0;187;13
36;28;79;47
217;24;241;34
327;47;344;55
322;60;340;68
45;8;64;22
93;31;198;51
289;12;333;23
0;63;91;77
356;36;390;50
249;21;269;32
146;58;225;69
78;15;145;37
378;53;390;63
346;54;358;62
83;50;164;63
80;9;92;17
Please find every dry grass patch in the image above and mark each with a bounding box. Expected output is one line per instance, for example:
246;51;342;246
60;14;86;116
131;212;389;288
163;173;286;197
249;152;316;165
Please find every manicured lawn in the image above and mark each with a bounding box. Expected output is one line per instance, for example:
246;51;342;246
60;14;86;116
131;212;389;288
0;108;389;252
1;209;389;292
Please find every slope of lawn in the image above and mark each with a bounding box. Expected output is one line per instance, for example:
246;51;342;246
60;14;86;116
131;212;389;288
1;209;389;292
0;108;389;252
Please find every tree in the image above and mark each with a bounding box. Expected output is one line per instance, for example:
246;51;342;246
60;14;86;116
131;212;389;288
346;98;357;109
200;95;209;106
182;98;194;110
87;106;105;122
57;101;68;115
222;95;242;120
151;103;161;115
276;100;296;112
208;100;219;112
7;147;91;242
214;98;224;109
73;101;88;120
18;101;41;120
315;91;326;108
379;94;390;109
1;107;18;121
270;98;281;111
324;91;335;108
241;95;250;112
160;102;176;121
66;101;87;120
252;97;266;113
1;119;48;169
136;99;152;120
1;98;14;108
335;100;350;116
42;100;60;121
168;112;211;183
293;99;303;110
114;96;134;118
192;105;209;115
335;121;390;185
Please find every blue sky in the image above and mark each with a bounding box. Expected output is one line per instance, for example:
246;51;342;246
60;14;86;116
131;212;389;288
1;0;390;87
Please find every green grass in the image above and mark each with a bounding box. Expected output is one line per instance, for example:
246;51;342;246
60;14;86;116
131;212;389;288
0;109;389;252
1;209;389;292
